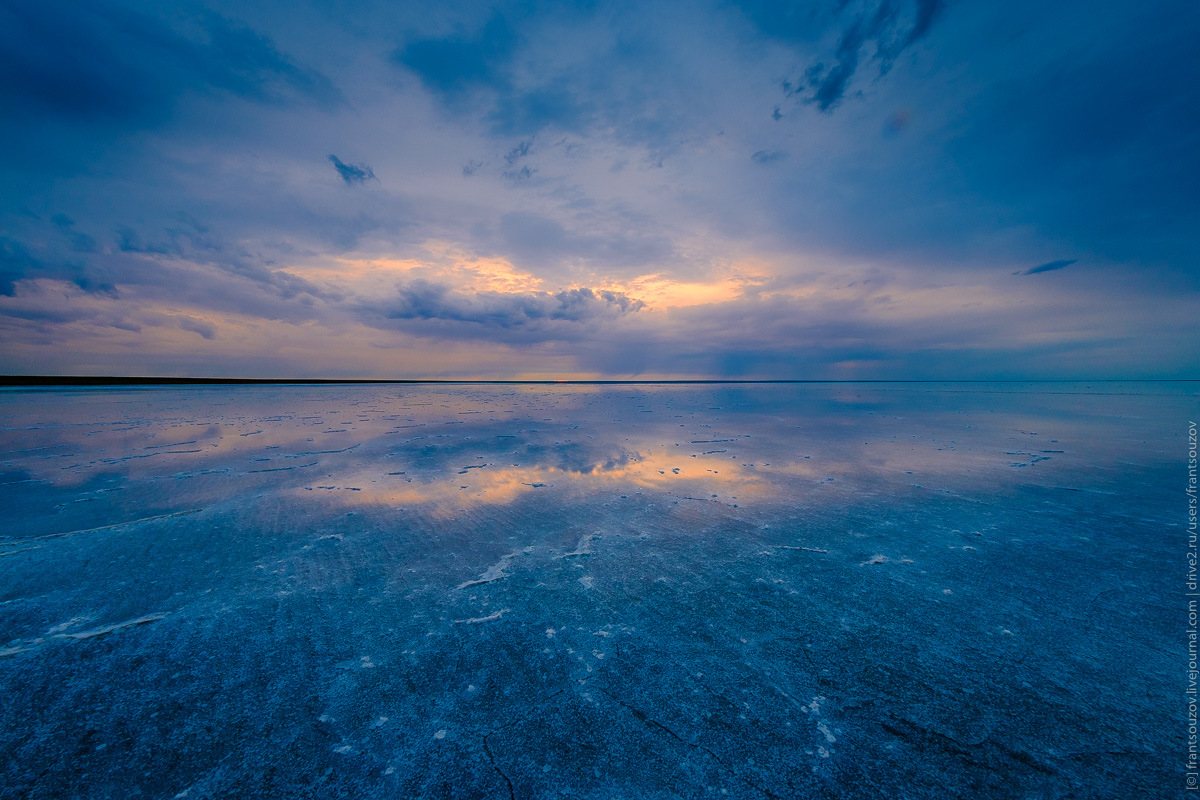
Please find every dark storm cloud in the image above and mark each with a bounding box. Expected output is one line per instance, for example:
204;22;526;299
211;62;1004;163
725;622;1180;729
1016;259;1076;276
767;0;944;112
0;0;343;191
368;280;644;343
329;155;376;185
0;2;337;124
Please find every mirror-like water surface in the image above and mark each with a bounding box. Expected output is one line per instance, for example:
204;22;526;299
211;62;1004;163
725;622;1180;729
0;383;1189;798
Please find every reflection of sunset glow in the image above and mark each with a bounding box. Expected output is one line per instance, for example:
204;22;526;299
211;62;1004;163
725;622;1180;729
12;384;1136;529
297;449;778;515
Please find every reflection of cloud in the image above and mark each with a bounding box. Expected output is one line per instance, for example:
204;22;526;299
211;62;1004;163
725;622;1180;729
11;384;1157;544
303;449;776;517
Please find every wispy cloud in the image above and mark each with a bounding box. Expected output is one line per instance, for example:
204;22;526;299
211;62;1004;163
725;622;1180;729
751;150;786;165
328;155;376;185
1015;259;1076;276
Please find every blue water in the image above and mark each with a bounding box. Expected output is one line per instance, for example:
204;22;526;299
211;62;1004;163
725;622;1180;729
0;383;1191;798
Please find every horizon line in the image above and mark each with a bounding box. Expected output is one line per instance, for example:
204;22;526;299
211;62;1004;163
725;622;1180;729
2;375;1197;387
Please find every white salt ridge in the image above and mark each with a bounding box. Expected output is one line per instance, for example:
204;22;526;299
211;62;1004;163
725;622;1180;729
559;534;599;558
7;509;202;544
454;609;509;624
66;614;168;640
47;616;93;634
1;613;168;657
456;551;521;589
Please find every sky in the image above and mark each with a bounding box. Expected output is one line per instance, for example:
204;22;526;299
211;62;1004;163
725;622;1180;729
1;0;1196;379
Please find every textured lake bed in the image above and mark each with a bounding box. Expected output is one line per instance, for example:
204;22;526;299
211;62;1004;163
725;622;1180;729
0;382;1190;799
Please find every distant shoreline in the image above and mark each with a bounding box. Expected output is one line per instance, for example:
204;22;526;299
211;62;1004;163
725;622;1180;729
1;376;1195;387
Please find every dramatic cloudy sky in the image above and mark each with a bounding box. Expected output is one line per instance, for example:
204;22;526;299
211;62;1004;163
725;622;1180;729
1;0;1196;378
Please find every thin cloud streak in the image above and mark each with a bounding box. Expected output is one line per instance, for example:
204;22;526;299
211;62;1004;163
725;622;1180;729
1015;259;1076;276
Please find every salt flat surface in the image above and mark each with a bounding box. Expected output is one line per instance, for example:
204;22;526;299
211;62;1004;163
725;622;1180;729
0;382;1190;798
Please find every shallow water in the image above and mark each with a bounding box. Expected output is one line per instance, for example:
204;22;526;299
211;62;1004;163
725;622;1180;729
0;382;1191;798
